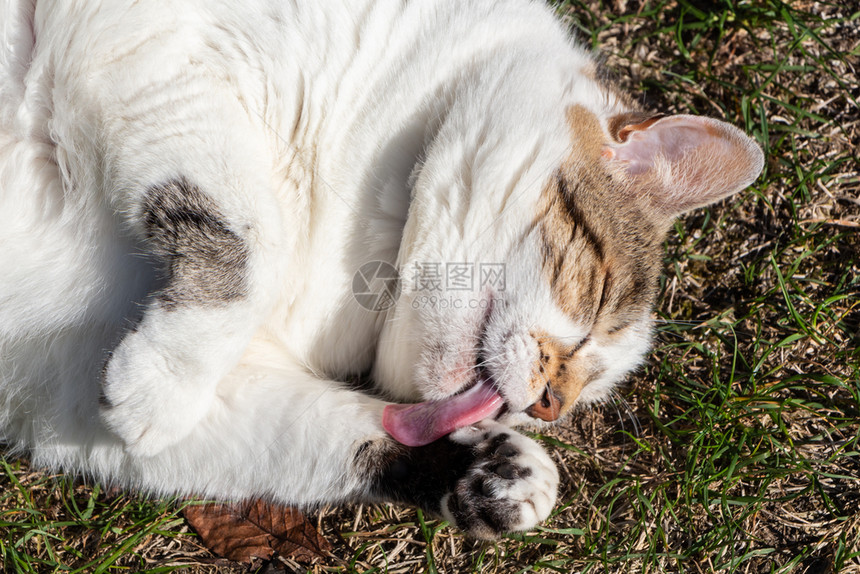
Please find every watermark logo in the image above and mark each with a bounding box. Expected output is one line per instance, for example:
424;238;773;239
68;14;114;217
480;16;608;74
413;262;506;292
352;261;507;311
352;261;401;311
411;262;506;310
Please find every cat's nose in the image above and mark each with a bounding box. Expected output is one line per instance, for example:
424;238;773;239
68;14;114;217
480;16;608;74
525;384;562;421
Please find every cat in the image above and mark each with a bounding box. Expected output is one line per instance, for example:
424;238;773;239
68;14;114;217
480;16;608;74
0;0;763;539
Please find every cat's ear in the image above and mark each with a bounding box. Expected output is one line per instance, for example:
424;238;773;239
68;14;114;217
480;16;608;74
603;114;764;217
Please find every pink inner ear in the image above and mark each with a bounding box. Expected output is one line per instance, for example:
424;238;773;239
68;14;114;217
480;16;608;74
612;119;715;176
605;114;764;215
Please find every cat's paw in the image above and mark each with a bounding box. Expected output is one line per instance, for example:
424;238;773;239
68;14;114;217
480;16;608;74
441;421;559;539
100;328;215;457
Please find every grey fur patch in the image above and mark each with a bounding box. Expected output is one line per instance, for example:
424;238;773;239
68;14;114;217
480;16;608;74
353;439;401;475
142;178;249;309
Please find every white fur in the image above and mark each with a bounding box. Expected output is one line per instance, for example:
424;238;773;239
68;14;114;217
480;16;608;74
0;0;667;523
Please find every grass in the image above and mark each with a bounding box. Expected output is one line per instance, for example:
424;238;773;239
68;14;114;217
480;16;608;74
2;0;859;572
0;459;191;572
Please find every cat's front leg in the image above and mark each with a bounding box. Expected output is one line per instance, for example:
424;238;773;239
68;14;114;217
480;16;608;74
100;176;276;457
96;75;285;457
97;363;558;538
365;421;559;539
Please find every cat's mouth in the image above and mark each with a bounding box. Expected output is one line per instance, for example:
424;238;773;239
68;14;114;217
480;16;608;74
382;369;506;447
382;298;507;447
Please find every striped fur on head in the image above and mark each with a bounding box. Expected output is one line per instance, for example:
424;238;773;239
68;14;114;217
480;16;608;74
540;106;664;331
531;105;664;416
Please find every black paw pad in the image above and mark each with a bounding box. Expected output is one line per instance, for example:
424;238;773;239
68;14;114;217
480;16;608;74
494;463;518;480
482;432;511;455
494;443;518;458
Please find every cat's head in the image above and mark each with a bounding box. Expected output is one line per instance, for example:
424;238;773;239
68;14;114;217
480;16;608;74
374;80;763;441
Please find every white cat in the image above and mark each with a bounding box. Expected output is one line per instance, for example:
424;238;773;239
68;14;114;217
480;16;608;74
0;0;763;538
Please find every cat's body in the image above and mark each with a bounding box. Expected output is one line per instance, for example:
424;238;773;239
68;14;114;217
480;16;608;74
0;0;763;537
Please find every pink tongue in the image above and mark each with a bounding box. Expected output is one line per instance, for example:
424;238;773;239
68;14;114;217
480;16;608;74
382;380;503;447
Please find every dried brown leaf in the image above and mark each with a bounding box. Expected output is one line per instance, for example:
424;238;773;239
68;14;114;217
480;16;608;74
183;499;331;566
